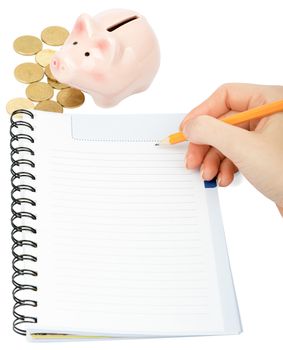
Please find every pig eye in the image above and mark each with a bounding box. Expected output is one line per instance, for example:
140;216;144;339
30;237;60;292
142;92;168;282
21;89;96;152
84;52;90;57
73;41;78;45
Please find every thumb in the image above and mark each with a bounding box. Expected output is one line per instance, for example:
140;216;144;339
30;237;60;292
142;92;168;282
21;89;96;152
182;115;258;165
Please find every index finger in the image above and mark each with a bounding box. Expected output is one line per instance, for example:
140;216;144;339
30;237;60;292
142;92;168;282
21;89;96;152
179;83;267;131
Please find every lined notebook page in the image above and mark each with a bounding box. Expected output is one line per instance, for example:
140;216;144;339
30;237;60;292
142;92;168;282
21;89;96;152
32;114;226;336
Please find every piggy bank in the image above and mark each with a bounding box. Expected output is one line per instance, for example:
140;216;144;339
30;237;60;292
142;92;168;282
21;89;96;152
51;9;160;107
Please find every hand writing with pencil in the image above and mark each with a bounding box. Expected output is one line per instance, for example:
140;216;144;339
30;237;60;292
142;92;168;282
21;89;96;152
179;83;283;215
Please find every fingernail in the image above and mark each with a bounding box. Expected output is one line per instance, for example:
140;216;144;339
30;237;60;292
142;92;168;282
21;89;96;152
185;159;189;169
217;174;222;186
200;164;205;179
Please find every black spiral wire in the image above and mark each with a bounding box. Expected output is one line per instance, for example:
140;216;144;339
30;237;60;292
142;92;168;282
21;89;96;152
10;109;37;335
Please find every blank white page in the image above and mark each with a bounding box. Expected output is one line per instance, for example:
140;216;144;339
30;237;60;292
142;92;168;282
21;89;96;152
27;112;240;337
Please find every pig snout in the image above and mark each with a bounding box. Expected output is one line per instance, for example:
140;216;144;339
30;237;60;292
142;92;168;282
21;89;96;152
51;57;63;70
50;55;73;84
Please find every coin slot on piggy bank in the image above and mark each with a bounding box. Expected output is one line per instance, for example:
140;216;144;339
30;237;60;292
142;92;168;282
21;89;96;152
107;15;139;32
50;9;160;108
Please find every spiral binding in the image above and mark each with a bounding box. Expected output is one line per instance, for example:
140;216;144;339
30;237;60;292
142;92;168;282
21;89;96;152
10;109;37;336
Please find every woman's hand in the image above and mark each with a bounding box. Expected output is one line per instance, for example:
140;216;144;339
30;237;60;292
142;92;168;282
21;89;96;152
180;83;283;215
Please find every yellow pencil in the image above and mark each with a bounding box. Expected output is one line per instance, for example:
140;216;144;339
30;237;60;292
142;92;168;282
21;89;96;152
159;99;283;145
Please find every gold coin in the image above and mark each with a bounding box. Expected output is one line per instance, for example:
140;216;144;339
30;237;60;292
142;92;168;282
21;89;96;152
35;100;63;113
14;63;44;83
47;78;69;90
6;98;35;115
26;82;54;102
57;88;85;108
41;26;69;46
45;65;56;80
13;35;42;55
35;49;56;67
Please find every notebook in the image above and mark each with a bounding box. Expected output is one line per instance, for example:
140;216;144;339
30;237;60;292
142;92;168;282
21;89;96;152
10;109;242;341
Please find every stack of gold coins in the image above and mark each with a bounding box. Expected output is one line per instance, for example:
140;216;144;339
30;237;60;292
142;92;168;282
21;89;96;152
7;26;85;116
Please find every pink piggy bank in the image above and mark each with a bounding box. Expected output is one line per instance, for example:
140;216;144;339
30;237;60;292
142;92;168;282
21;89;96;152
51;9;160;107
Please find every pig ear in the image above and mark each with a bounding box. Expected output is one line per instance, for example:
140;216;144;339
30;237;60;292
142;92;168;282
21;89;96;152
72;13;94;38
94;36;121;63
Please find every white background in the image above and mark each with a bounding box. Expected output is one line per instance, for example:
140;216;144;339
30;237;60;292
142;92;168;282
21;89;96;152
0;0;283;348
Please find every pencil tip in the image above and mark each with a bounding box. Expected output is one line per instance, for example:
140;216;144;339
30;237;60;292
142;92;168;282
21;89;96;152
157;137;170;146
